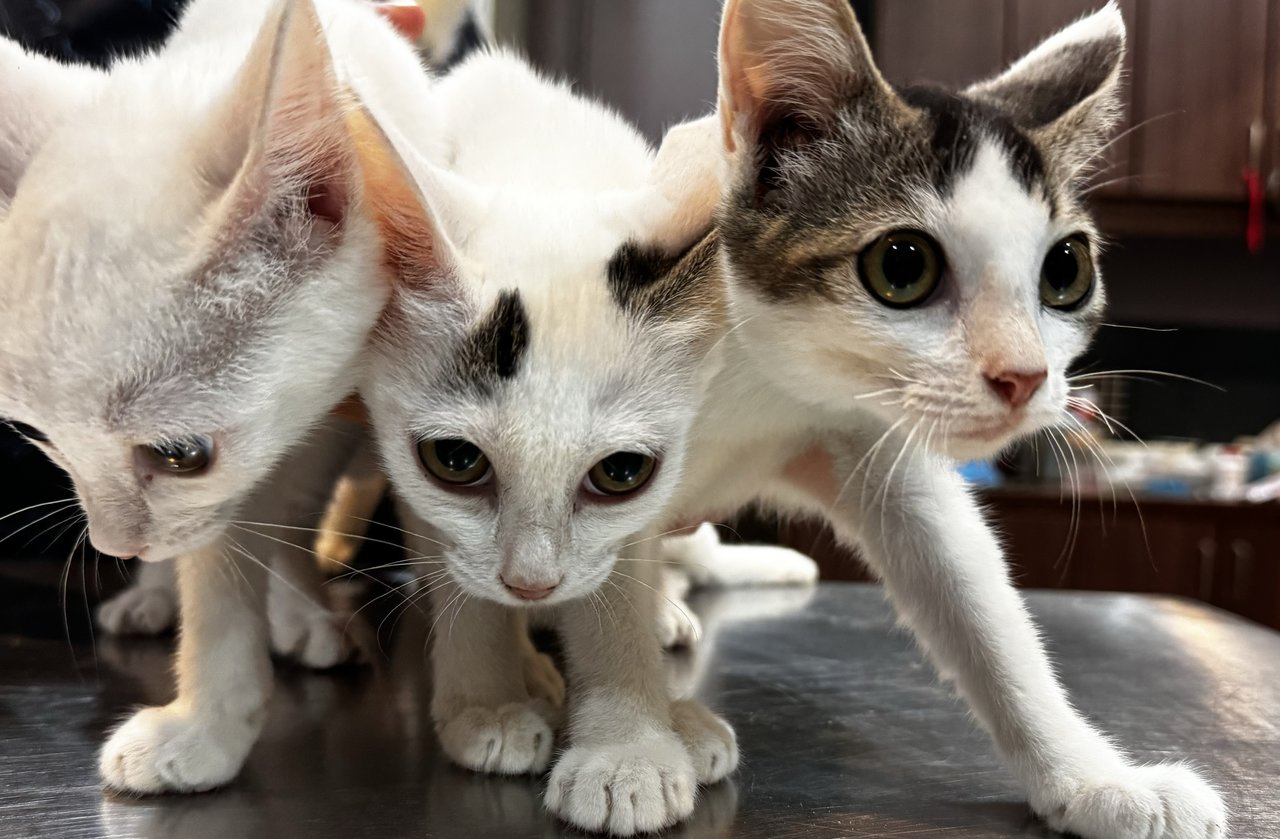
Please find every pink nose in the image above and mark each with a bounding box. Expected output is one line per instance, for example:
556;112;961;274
984;369;1047;409
501;575;559;601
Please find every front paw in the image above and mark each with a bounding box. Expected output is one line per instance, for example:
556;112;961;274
657;598;702;650
97;587;176;636
268;599;365;670
1038;763;1226;839
546;735;697;836
437;702;556;775
99;705;259;794
670;699;738;784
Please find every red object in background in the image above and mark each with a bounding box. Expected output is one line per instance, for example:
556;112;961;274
1243;166;1265;255
374;2;426;44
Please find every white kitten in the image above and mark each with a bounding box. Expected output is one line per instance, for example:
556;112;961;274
360;52;738;835
0;0;441;793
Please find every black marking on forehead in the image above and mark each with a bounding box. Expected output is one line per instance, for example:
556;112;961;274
607;232;720;322
898;86;1046;196
455;290;529;391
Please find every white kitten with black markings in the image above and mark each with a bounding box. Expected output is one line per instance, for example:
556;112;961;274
647;2;1225;838
361;52;738;835
0;0;449;794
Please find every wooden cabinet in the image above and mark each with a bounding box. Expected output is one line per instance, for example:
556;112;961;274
873;0;1007;89
1134;0;1271;200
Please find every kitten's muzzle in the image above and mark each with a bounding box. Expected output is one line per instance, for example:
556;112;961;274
501;573;561;602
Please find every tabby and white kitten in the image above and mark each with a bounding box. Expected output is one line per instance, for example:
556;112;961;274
660;2;1225;837
360;53;738;835
0;0;442;794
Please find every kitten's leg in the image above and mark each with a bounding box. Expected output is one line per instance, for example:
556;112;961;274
662;521;819;588
313;438;387;577
546;555;737;836
96;558;177;636
267;545;365;669
99;539;271;793
816;436;1225;839
398;504;564;775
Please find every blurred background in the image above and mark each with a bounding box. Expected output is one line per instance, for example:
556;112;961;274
2;1;1278;631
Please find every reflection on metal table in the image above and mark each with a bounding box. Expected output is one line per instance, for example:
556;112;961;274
1;578;1277;838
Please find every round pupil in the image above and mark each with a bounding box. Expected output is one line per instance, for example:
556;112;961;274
881;239;927;288
1044;241;1080;292
601;453;646;485
437;440;482;473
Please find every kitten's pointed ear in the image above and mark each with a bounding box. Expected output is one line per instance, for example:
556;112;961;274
966;3;1126;174
647;115;723;249
205;0;356;235
717;0;890;153
0;40;102;212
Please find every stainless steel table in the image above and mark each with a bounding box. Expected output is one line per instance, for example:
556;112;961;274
0;580;1276;838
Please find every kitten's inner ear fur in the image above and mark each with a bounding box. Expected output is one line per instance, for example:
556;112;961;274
965;4;1126;179
201;0;358;244
716;0;892;153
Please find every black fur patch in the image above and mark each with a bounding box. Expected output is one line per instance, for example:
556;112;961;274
607;233;719;321
455;290;529;391
899;86;1046;195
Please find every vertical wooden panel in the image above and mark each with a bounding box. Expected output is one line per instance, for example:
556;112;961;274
873;0;1007;89
1134;0;1270;199
1009;0;1139;197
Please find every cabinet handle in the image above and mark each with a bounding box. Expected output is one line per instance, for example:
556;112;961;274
1197;537;1216;601
1231;539;1255;604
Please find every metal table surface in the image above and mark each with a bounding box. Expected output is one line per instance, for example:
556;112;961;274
0;576;1277;839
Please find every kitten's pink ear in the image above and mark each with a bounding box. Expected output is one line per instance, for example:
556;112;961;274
717;0;891;154
0;40;102;212
966;4;1126;176
202;0;356;238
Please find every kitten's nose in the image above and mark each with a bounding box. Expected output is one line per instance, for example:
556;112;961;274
90;537;145;560
501;574;560;601
984;368;1047;409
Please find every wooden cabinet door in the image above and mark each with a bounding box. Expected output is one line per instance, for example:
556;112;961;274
1009;0;1139;198
873;0;1007;89
1211;520;1280;629
1133;0;1271;199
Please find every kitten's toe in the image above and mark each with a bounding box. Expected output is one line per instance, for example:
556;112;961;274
99;705;258;794
545;734;697;836
657;599;701;650
437;702;555;775
269;598;366;669
670;699;738;784
1040;762;1226;839
96;587;176;636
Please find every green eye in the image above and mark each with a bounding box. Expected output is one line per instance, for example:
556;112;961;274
139;436;214;475
419;438;491;486
585;452;656;497
858;230;943;308
1041;235;1094;310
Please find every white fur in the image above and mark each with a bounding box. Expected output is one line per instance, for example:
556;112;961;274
0;0;442;794
362;53;736;835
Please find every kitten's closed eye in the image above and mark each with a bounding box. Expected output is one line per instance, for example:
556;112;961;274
137;436;215;476
5;421;49;444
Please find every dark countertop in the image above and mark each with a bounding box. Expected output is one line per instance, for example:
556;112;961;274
0;573;1277;839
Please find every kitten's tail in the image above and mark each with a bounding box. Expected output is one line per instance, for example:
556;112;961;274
660;523;820;590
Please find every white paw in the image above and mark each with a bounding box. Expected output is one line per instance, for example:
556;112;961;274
546;734;697;836
670;699;738;784
1040;763;1226;839
657;597;702;650
99;705;258;794
437;701;556;775
96;587;177;636
268;598;363;669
